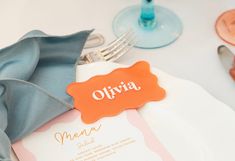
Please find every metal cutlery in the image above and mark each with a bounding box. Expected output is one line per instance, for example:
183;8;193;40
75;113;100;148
217;45;235;80
84;33;105;49
78;31;135;65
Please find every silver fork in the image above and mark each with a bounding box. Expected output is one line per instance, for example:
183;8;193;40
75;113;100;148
78;31;135;65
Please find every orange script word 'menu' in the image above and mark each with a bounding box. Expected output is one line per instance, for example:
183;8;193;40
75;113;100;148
54;124;102;145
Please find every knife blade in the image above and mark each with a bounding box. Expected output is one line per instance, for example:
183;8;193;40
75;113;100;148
217;45;235;80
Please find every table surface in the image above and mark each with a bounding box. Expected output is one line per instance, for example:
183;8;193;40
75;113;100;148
0;0;235;110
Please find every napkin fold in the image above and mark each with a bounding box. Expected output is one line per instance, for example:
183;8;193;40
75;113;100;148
0;30;92;161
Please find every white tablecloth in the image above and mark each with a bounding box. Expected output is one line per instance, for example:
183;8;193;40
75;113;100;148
2;1;235;160
0;0;235;109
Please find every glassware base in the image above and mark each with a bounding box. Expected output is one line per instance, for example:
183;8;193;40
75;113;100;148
113;5;183;49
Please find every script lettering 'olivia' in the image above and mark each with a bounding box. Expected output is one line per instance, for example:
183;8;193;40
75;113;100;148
92;81;141;100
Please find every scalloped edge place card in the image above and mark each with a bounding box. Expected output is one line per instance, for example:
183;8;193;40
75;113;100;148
67;61;165;123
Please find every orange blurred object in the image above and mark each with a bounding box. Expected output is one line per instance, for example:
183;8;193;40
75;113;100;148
229;67;235;80
216;9;235;46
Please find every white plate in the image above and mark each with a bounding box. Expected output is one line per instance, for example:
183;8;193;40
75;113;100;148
76;62;235;161
11;62;235;161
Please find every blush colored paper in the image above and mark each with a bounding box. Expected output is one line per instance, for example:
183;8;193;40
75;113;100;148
12;109;174;161
67;61;166;124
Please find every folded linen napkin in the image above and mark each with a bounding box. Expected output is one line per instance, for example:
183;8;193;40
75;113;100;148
0;30;92;161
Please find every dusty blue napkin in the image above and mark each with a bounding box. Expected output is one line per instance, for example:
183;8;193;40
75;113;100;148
0;30;92;161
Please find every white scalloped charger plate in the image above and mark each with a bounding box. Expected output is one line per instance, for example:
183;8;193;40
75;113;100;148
75;62;235;161
11;62;235;161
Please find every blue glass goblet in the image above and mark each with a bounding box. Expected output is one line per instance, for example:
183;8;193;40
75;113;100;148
112;0;183;49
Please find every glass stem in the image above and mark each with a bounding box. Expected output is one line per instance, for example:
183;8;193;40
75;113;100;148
138;0;157;29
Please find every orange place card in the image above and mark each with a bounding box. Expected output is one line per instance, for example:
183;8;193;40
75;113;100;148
67;61;166;124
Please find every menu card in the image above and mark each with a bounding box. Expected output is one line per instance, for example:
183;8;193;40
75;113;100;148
12;109;174;161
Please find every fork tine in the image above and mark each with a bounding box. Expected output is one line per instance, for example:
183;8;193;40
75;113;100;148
103;31;135;56
103;33;136;60
99;30;134;53
107;43;135;62
78;30;136;65
101;31;135;58
105;41;136;62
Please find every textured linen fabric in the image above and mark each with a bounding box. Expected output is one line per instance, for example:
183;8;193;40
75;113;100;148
0;30;92;161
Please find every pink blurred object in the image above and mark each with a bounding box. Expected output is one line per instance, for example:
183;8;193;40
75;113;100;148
216;9;235;46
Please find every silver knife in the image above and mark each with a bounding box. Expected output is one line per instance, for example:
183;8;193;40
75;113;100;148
84;34;105;49
217;45;235;79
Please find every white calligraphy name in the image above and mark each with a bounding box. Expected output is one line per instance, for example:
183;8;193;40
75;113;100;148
92;81;141;100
